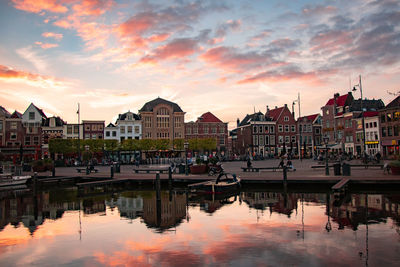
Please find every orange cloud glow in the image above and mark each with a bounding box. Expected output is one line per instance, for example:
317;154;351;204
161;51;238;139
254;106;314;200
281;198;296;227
35;41;59;49
72;0;114;17
42;32;63;41
12;0;68;14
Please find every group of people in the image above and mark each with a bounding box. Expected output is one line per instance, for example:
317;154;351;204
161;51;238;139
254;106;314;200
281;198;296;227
246;156;295;171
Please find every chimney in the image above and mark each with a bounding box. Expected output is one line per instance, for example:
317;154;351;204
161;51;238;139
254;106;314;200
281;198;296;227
284;103;287;108
236;118;240;127
275;106;278;109
334;93;340;99
266;105;269;112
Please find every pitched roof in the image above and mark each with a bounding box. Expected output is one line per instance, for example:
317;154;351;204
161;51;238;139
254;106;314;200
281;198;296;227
117;112;141;121
266;106;284;121
139;97;183;112
31;103;47;118
238;112;266;127
42;116;65;126
0;106;11;117
326;93;350;106
385;95;400;109
350;99;384;111
196;112;222;123
106;123;116;127
298;113;319;123
11;111;22;118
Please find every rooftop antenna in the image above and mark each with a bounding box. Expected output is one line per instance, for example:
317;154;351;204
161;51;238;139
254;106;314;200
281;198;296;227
253;106;256;113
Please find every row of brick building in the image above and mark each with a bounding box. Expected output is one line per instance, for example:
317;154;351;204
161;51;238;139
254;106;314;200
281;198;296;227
2;93;400;162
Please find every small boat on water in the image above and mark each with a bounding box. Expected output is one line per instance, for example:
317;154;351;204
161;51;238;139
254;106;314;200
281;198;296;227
0;174;31;187
188;173;241;194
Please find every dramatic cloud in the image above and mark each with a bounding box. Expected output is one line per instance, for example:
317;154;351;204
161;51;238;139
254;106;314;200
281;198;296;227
11;0;68;14
72;0;115;17
0;64;69;89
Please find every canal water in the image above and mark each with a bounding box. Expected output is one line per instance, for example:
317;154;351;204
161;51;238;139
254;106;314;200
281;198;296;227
0;187;399;266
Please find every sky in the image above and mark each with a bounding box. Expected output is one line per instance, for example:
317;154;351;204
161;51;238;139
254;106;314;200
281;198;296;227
0;0;399;129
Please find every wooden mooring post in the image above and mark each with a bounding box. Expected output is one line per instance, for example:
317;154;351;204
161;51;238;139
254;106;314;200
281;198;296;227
283;166;288;191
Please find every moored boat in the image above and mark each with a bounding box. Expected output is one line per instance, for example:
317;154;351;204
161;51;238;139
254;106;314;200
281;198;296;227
0;174;31;187
188;173;241;194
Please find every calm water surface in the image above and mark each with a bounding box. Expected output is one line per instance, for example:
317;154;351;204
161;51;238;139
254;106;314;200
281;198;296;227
0;187;399;266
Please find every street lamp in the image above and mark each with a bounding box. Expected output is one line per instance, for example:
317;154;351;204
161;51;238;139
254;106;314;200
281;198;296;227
184;142;189;176
293;93;302;161
323;135;329;175
353;75;366;156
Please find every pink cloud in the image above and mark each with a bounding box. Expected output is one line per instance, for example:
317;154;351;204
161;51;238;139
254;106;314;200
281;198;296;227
302;5;336;16
310;30;353;54
200;46;270;72
35;41;59;49
117;12;157;37
11;0;69;14
138;38;198;64
42;32;63;41
237;69;322;85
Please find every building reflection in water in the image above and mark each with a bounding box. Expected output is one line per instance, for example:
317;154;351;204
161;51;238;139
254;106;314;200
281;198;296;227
1;188;400;237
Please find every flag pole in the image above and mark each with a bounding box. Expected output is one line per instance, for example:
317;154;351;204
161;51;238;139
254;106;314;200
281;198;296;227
77;103;81;163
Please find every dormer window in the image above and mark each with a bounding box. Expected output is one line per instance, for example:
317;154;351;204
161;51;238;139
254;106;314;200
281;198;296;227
284;116;289;122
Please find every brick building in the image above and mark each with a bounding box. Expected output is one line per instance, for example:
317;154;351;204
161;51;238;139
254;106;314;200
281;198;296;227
379;96;400;156
0;106;11;147
233;112;276;157
185;112;228;153
82;120;104;140
22;103;47;160
266;104;297;155
139;97;185;142
297;114;322;157
42;116;65;157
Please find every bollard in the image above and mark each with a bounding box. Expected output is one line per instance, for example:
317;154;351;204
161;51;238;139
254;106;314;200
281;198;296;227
168;166;172;186
110;165;114;178
86;166;90;175
52;167;55;177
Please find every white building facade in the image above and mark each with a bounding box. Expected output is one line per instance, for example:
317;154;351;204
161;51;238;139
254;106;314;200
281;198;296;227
364;114;381;155
104;111;141;142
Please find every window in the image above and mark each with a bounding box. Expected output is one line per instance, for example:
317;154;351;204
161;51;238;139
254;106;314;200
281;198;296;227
204;126;209;134
315;128;320;134
85;134;90;139
291;136;296;143
259;135;264;146
106;131;110;137
135;126;140;134
265;135;269;145
284;116;289;122
388;126;393;136
373;122;377;128
326;120;330;128
144;117;152;128
381;114;386;123
219;127;225;134
291;125;296;132
74;126;79;134
278;136;283;144
259;126;263;133
112;131;117;137
212;127;217;134
284;125;289;132
157;116;169;128
10;132;17;140
219;136;225;145
193;127;198;134
33;136;39;145
186;127;192;135
366;123;369;129
127;126;132;133
395;125;399;136
278;125;283;132
92;125;97;131
157;108;169;116
120;126;125;134
29;112;35;120
85;125;90;131
326;109;329;115
25;136;31;145
285;136;290;143
67;125;72;134
387;113;392;122
270;135;275;145
307;125;312;132
270;126;275;133
253;126;258;133
11;122;17;130
0;121;3;131
174;117;182;128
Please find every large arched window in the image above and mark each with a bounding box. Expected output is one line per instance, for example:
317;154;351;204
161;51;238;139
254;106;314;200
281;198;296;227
156;108;170;128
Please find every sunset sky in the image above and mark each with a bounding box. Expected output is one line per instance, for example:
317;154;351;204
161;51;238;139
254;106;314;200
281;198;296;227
0;0;399;128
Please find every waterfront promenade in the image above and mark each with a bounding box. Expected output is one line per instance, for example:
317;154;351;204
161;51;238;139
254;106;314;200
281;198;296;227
22;158;400;185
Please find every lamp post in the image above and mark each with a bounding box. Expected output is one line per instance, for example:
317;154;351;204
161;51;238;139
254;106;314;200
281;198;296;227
353;75;366;155
324;135;329;175
184;142;189;176
293;93;302;161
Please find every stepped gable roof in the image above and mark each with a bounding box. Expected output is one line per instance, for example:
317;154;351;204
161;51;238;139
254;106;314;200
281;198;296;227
31;103;47;118
0;106;11;117
11;111;22;118
350;99;384;112
196;112;222;123
325;93;350;106
106;123;116;127
42;116;65;127
239;112;265;127
266;106;285;121
118;112;140;121
298;114;319;123
385;95;400;109
139;97;183;112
